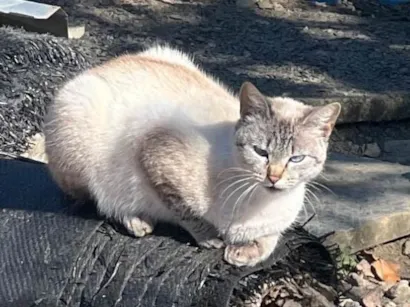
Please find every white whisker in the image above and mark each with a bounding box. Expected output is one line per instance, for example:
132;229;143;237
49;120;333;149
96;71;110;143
230;183;257;219
217;167;253;178
304;193;319;224
246;184;259;207
309;181;335;195
305;188;321;205
214;174;254;190
221;182;251;210
318;172;331;181
219;177;252;197
303;194;316;215
301;200;308;219
306;183;322;193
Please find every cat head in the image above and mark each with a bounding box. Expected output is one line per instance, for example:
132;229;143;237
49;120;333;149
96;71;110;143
233;82;341;191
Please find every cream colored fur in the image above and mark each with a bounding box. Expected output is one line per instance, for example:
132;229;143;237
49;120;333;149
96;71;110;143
44;45;338;267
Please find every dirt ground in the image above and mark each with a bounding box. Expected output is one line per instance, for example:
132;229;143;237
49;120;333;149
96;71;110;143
36;0;410;162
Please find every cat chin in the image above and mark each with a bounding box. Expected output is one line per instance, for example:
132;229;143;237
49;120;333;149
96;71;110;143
271;182;306;191
262;184;290;192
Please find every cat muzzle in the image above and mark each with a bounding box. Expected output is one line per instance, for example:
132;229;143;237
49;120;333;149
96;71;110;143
262;176;279;189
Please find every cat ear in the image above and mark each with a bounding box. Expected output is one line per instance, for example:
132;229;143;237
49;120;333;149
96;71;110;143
302;102;341;138
239;82;270;118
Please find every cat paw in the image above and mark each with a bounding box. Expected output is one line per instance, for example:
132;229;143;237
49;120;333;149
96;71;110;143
123;216;154;238
224;242;263;267
198;238;225;249
224;235;278;267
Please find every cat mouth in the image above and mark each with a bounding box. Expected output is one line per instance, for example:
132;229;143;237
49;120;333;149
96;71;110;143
262;178;278;190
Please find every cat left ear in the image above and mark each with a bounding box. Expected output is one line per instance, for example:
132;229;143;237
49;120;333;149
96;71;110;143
239;81;271;118
302;102;341;138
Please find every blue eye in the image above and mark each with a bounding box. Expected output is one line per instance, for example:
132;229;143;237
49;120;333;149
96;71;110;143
289;155;305;163
253;146;268;158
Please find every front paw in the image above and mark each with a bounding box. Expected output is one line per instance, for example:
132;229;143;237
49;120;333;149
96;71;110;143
198;238;225;249
123;216;154;238
224;242;263;267
224;235;278;267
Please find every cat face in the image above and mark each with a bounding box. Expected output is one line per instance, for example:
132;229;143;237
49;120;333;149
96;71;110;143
233;82;341;191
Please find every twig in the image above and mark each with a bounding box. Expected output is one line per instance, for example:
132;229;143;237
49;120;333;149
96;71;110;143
301;213;316;228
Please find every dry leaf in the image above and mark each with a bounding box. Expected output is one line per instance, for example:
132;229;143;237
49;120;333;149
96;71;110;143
371;259;400;283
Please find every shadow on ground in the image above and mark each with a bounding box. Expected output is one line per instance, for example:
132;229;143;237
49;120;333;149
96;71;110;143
35;0;410;123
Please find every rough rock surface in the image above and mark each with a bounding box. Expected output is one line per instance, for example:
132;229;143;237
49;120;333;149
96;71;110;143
304;153;410;253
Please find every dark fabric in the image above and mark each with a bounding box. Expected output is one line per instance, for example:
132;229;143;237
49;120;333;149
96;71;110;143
0;27;100;155
0;158;337;307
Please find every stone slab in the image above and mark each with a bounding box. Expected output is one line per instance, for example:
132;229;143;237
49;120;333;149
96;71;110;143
302;93;410;125
304;153;410;253
382;140;410;165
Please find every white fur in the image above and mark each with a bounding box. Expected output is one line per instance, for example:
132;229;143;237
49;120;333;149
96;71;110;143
44;45;306;245
140;44;198;70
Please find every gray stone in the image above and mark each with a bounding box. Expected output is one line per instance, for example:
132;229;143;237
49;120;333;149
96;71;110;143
311;280;338;302
347;272;377;289
383;140;410;164
362;287;384;307
301;93;410;124
342;283;365;302
256;0;274;9
382;299;396;307
236;0;256;8
363;143;381;158
356;259;374;278
402;239;410;256
386;280;410;304
282;299;302;307
313;1;328;7
330;141;362;156
304;153;410;253
340;299;361;307
256;0;285;10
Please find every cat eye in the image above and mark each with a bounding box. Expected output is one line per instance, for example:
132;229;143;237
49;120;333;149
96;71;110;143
253;146;268;158
289;155;306;163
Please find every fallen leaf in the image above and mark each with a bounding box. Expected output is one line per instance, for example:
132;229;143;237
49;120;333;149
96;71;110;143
371;259;400;283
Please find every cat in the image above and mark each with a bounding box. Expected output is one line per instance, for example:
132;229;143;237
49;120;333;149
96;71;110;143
43;45;341;267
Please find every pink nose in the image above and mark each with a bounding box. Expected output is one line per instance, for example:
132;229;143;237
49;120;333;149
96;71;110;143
268;175;280;183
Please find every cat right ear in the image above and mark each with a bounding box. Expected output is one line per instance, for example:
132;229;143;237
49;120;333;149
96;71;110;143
302;102;341;138
239;82;271;118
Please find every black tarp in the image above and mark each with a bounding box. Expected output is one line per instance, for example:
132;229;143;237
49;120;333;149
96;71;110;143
0;158;337;307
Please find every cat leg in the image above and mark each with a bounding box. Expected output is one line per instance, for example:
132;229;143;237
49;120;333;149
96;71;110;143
179;217;225;249
139;127;223;249
152;192;224;249
224;234;279;267
123;215;154;238
47;159;90;200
